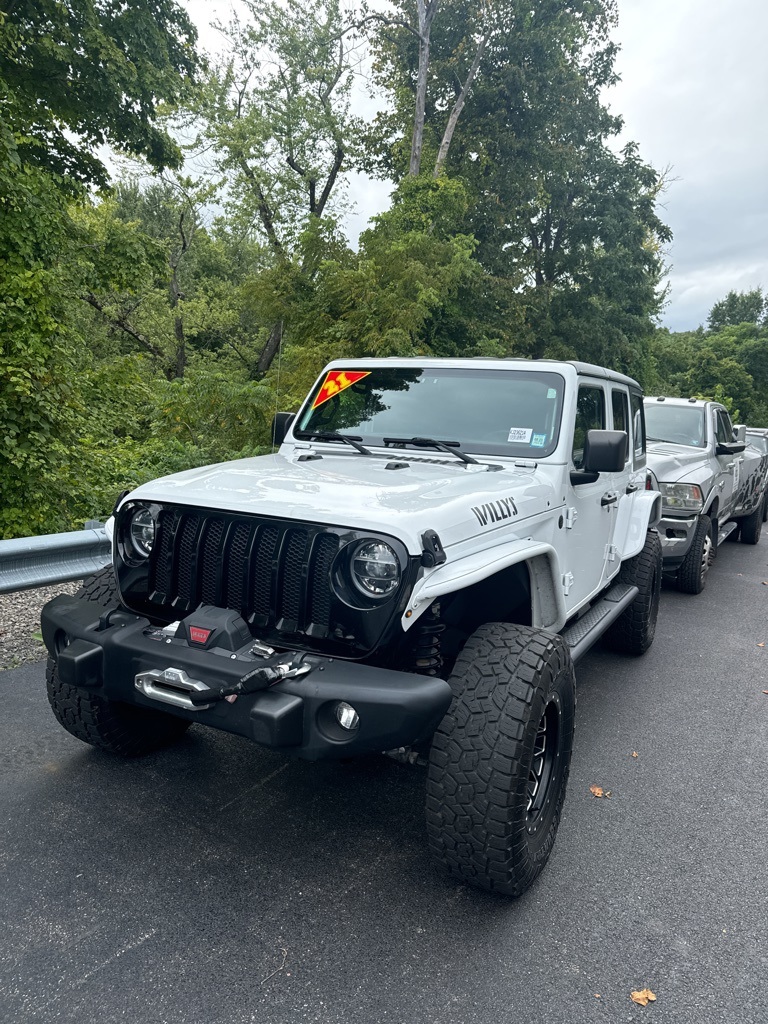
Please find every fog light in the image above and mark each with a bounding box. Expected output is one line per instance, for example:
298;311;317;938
335;701;360;731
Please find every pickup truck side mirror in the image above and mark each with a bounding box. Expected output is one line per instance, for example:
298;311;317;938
716;440;746;456
571;429;628;485
272;411;296;446
733;424;747;442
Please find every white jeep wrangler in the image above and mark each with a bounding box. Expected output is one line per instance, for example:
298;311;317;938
42;358;662;896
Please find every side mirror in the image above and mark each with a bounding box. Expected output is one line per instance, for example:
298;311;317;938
571;430;628;484
716;440;746;456
272;412;295;446
733;424;746;443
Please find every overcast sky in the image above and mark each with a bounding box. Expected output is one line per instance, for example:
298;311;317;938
182;0;768;332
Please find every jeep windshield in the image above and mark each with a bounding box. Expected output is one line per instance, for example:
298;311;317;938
645;404;707;449
296;367;565;458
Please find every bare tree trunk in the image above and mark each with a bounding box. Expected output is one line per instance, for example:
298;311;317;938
256;321;283;378
409;0;440;176
433;26;489;177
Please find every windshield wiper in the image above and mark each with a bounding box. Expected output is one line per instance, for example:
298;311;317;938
382;436;479;465
294;430;373;456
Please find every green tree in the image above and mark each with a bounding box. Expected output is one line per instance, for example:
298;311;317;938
708;288;766;331
0;0;199;188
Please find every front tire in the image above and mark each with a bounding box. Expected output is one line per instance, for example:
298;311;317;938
677;515;714;595
426;623;575;897
46;568;191;756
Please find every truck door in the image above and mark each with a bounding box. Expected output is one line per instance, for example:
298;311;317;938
714;408;737;517
563;382;619;612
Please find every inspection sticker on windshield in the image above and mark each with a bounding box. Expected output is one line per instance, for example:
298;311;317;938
547;388;557;399
312;370;370;408
531;433;546;448
507;427;533;444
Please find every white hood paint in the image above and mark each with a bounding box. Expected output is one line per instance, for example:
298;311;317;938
126;450;562;554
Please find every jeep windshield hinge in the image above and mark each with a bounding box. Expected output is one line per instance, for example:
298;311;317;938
421;530;447;567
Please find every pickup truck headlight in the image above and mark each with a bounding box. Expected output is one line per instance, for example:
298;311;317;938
658;482;704;512
351;541;400;597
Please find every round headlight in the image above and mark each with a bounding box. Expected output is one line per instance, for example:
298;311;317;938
351;541;400;597
129;506;156;558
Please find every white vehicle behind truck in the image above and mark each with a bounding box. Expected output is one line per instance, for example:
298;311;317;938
42;358;662;897
645;397;766;594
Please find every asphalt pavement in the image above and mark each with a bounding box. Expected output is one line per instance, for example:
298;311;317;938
1;536;767;1024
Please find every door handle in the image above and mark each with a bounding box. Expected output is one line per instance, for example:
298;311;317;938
601;491;619;507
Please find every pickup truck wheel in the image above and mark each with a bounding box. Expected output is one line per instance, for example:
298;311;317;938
46;568;191;756
426;623;575;897
604;530;662;651
739;502;763;545
762;492;768;523
677;515;714;594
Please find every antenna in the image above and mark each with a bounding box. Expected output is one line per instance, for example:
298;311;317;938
272;320;284;451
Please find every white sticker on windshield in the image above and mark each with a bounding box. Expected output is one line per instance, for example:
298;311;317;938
547;388;557;399
507;427;533;444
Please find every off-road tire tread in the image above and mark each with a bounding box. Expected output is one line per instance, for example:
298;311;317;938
677;515;713;595
739;501;763;545
426;623;575;897
604;531;662;651
46;568;190;756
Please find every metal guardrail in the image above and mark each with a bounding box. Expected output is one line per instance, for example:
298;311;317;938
0;521;111;595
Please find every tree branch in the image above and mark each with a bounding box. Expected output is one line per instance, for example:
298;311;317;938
434;26;489;177
82;293;168;365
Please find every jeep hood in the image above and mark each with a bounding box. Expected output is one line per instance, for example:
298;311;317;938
125;452;560;554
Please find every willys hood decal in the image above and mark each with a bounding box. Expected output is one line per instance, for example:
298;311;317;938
126;452;559;554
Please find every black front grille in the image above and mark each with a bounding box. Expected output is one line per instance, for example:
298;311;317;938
148;510;340;638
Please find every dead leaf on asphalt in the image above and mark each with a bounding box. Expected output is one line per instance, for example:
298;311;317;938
758;642;765;648
762;691;768;695
589;785;611;798
631;751;639;758
630;988;657;1007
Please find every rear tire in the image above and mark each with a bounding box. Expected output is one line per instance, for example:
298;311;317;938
739;502;763;545
677;515;714;595
46;568;191;756
426;623;575;897
604;531;662;652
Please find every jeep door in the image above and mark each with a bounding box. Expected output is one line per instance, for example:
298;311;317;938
563;381;619;611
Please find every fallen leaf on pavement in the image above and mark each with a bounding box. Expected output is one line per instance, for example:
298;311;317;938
632;751;639;758
762;581;768;585
762;691;768;695
589;785;611;798
630;988;657;1007
758;643;765;648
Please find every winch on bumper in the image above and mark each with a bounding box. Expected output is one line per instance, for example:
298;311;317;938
40;595;452;761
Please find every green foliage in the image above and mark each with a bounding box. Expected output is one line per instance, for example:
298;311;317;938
708;288;766;331
650;288;768;425
0;0;199;188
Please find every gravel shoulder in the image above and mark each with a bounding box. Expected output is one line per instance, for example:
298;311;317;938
0;582;81;671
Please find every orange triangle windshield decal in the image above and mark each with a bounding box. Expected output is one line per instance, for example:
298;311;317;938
312;370;371;409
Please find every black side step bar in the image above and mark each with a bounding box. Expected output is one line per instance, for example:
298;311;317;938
561;582;639;664
716;521;738;546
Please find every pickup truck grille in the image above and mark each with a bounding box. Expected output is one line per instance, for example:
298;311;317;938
148;509;340;637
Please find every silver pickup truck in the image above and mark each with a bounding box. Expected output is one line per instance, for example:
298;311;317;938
645;397;765;593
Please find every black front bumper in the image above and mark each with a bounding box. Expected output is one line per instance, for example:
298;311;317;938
41;596;452;761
